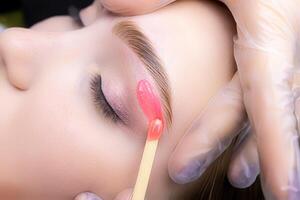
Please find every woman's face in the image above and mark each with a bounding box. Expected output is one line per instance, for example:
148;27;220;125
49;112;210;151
0;1;235;199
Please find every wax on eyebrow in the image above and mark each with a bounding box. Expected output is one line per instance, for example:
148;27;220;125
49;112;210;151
137;80;163;122
137;79;164;140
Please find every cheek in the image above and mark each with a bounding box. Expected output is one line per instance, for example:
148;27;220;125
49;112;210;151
0;92;143;199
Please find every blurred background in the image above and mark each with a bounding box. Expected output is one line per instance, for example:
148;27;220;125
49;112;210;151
0;0;92;28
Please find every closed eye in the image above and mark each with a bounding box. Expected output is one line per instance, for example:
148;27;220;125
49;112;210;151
90;75;122;123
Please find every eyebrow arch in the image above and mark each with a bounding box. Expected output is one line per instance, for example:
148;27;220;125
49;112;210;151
113;20;172;126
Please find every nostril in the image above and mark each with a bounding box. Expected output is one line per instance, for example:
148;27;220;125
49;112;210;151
0;28;38;90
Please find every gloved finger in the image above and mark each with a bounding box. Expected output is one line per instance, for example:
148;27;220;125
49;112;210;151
228;125;260;189
99;0;176;15
219;0;300;199
74;192;103;200
168;73;247;184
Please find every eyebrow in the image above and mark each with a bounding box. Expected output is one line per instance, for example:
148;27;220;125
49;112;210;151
113;21;172;126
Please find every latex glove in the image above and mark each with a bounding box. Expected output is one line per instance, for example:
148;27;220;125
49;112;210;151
74;189;132;200
169;0;300;199
167;72;248;183
99;0;175;15
164;72;258;190
228;124;260;189
220;1;300;199
74;192;103;200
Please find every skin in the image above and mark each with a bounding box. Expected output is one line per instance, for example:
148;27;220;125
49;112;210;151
98;0;300;199
0;1;235;200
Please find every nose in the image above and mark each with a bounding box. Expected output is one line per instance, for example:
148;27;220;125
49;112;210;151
0;28;54;90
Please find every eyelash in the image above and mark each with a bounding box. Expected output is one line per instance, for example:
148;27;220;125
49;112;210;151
90;75;122;123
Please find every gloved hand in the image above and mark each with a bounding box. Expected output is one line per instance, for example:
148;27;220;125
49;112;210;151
169;0;300;199
98;0;300;199
99;0;175;15
74;189;132;200
214;1;299;199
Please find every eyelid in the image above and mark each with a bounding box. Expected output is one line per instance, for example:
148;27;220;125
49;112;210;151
90;75;123;123
113;21;172;127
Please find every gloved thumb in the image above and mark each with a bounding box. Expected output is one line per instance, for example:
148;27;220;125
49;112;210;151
99;0;175;15
74;192;103;200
